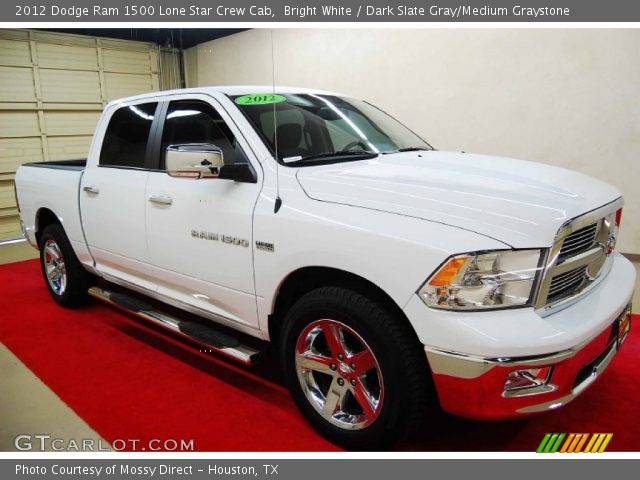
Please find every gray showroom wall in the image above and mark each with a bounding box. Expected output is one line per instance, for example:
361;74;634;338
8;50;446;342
185;29;640;254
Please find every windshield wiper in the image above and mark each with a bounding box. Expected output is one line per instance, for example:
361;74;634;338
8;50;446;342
396;146;431;152
283;149;377;165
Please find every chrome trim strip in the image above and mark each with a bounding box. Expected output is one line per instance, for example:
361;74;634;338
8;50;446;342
0;237;27;246
425;345;575;380
426;345;575;366
88;286;262;365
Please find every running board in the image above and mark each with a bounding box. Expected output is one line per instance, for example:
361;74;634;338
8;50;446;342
88;286;263;365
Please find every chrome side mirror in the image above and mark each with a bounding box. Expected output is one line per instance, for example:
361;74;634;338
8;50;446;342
166;144;224;179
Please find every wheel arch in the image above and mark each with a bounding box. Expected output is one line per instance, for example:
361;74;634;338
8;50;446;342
268;266;417;348
35;207;62;247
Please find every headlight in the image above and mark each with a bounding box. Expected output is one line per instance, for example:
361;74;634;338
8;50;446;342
418;249;544;310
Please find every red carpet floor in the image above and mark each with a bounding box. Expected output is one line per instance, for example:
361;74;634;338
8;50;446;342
1;259;638;451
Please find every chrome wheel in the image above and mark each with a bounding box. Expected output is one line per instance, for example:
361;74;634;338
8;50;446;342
295;319;384;430
43;239;66;296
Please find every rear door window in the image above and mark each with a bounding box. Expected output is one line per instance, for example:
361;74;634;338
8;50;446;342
99;102;158;168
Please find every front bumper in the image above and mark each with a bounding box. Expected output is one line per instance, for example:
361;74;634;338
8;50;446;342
404;253;636;419
426;304;631;419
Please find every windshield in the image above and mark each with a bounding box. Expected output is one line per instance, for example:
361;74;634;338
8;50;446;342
230;93;432;165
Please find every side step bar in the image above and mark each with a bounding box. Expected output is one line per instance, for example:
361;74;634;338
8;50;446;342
88;286;263;365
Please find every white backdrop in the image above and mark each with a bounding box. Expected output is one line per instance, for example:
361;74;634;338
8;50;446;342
185;28;640;254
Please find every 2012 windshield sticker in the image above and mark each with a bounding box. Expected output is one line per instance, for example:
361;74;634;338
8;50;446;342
235;94;287;106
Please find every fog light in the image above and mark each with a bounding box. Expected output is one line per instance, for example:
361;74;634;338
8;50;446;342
503;367;554;397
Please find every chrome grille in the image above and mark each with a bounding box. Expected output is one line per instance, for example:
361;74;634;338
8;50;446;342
535;198;623;316
558;223;598;260
547;266;587;301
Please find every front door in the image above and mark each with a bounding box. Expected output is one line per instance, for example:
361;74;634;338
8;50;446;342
145;97;262;330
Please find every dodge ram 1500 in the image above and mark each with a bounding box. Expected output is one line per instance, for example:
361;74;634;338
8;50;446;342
14;87;636;449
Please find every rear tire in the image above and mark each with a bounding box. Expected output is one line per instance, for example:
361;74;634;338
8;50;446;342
279;287;430;450
39;224;94;308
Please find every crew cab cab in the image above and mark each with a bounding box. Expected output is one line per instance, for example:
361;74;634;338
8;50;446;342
14;87;636;449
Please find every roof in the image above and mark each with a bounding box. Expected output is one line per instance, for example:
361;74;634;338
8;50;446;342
110;85;347;105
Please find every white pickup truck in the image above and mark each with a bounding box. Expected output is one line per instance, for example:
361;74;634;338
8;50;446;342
15;86;635;449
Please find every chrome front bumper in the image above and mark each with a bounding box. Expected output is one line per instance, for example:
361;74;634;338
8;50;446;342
425;304;632;419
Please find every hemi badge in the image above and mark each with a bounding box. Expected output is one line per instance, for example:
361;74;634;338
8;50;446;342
256;241;274;252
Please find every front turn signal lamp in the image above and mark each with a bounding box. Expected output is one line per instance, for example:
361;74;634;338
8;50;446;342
418;249;544;310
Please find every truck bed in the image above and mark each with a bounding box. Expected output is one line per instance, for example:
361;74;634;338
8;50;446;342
23;159;87;171
15;160;88;259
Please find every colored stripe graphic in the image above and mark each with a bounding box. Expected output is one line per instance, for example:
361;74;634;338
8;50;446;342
536;433;552;453
567;433;582;452
544;433;559;453
537;433;613;453
550;433;565;453
584;433;598;452
598;434;614;453
574;433;589;453
559;433;575;453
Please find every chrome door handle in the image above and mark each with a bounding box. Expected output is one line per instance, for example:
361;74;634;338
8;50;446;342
148;194;173;205
83;186;100;194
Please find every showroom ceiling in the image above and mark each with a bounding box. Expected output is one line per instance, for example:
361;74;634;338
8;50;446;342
37;28;247;48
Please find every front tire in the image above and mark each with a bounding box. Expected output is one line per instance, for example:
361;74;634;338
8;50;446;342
280;287;430;450
39;224;94;308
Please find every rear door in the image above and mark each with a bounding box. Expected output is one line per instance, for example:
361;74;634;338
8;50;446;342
80;100;159;291
145;95;262;331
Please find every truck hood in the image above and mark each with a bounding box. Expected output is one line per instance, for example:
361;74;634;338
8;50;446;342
296;151;622;248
